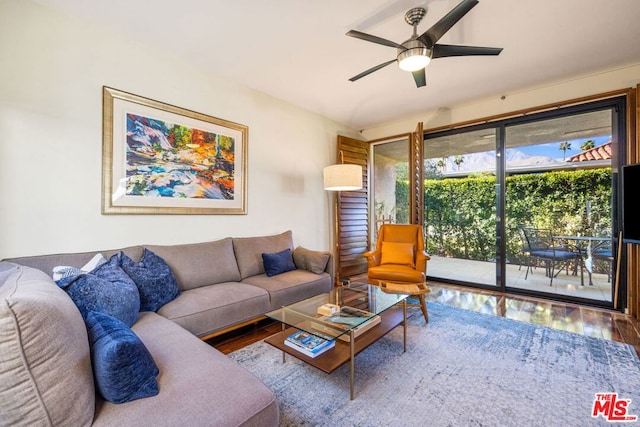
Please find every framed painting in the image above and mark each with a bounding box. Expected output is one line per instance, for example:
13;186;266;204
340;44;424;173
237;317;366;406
102;86;248;214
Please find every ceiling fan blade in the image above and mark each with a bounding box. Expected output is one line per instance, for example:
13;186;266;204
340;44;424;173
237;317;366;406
418;0;479;47
349;59;397;82
433;44;503;58
346;30;406;50
412;69;426;88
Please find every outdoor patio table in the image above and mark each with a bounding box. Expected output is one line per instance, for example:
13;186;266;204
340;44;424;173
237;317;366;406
553;236;610;286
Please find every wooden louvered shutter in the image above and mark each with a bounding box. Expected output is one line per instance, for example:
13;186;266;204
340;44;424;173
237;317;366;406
335;136;369;280
409;122;424;225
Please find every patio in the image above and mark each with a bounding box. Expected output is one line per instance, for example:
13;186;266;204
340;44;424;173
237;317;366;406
427;255;613;303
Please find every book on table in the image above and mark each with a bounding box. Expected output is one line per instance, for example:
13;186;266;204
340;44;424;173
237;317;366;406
312;306;381;342
285;330;335;358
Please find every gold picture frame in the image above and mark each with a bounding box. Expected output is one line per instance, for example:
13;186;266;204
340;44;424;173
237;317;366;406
102;86;248;214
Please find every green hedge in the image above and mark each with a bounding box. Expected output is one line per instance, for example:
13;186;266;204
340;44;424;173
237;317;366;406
396;168;612;263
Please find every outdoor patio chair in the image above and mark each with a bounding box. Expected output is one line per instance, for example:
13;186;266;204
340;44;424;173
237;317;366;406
592;239;614;283
519;226;581;286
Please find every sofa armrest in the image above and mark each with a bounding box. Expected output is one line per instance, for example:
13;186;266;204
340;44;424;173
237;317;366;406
324;253;335;286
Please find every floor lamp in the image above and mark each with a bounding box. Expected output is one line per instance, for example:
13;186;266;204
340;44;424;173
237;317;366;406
323;152;362;286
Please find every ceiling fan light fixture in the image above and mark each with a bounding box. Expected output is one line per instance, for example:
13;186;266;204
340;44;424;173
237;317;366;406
398;48;431;71
397;39;431;72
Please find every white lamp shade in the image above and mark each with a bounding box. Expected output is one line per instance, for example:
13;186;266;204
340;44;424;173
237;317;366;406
323;164;362;191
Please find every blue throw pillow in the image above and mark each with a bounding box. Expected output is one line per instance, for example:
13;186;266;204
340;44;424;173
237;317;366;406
57;254;140;327
120;249;180;312
85;311;159;404
262;248;296;277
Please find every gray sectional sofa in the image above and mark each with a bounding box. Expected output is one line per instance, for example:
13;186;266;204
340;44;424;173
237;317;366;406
0;230;334;426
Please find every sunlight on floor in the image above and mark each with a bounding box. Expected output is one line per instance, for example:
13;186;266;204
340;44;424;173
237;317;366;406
425;284;616;340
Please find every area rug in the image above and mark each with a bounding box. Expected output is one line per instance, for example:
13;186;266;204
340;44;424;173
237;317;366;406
229;303;640;426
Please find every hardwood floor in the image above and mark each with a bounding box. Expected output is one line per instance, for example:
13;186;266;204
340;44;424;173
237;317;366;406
207;318;281;354
208;281;640;357
426;282;640;357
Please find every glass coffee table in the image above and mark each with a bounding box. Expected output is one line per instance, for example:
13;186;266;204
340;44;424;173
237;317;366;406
264;282;409;399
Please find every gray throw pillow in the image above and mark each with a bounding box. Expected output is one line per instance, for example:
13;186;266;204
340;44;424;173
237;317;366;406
292;246;331;274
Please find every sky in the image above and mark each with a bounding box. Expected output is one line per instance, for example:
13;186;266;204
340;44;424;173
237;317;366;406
515;136;611;161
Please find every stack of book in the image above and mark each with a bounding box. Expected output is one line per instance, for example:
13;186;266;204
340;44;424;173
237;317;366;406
284;330;335;358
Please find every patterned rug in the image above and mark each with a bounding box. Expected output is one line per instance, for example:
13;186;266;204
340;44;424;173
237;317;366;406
229;303;640;426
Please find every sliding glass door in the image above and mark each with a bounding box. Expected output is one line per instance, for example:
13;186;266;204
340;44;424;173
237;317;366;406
419;96;624;307
504;109;614;302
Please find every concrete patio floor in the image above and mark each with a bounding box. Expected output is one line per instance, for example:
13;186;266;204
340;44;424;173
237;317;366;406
427;255;613;303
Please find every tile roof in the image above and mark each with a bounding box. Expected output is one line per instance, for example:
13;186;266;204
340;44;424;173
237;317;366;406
566;141;611;162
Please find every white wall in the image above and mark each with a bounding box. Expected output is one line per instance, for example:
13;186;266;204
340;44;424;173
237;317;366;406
0;0;359;258
361;63;640;139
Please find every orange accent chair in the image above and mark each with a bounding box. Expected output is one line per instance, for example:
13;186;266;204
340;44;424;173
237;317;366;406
363;224;431;322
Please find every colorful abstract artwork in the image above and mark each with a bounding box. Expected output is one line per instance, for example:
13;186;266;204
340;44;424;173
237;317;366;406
126;113;236;200
102;87;248;214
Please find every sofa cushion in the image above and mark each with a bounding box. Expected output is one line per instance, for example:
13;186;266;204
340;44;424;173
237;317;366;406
86;311;159;404
157;282;271;338
92;312;279;427
262;248;296;277
233;231;294;279
242;269;333;309
367;263;425;283
146;238;241;291
0;262;95;426
292;246;331;274
57;254;141;327
120;249;180;312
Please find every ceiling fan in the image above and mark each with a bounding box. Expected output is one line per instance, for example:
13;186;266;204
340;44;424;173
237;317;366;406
346;0;502;87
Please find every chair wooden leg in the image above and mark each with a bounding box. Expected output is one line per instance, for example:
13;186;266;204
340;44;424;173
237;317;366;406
418;294;428;323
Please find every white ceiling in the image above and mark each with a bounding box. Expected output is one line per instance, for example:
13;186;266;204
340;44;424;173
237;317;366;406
32;0;640;130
